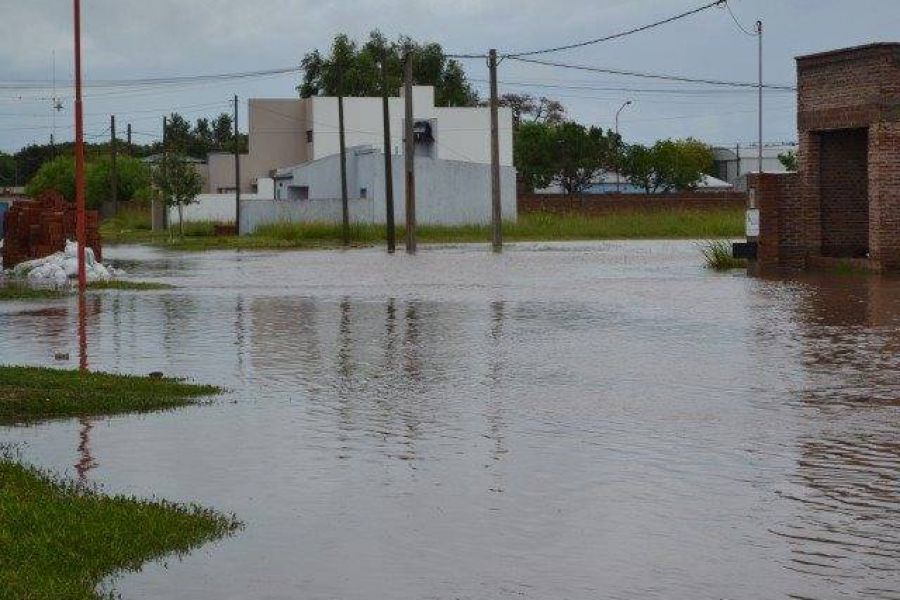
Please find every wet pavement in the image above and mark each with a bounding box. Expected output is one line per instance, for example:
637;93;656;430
2;241;899;600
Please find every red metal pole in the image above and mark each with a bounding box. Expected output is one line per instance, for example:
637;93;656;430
73;0;87;292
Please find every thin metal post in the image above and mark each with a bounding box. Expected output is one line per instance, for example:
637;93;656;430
73;0;86;293
757;20;763;174
338;68;350;246
615;100;633;193
234;95;241;235
403;50;417;254
381;55;396;253
489;49;502;251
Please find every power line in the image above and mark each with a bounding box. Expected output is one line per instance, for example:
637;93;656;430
505;0;726;58
724;1;758;37
507;56;796;90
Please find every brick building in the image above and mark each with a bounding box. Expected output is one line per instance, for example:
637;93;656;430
751;43;900;272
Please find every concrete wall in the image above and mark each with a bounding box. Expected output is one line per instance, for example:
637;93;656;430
249;151;516;233
519;191;747;216
168;193;260;224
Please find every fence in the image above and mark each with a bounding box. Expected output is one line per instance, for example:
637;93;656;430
518;191;747;216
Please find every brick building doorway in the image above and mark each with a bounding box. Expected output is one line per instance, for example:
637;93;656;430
819;128;869;258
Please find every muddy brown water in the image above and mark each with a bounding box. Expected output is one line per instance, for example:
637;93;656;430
2;241;899;600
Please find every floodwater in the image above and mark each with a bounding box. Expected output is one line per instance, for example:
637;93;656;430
2;241;899;600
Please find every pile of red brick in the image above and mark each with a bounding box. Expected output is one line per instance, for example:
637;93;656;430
1;191;101;268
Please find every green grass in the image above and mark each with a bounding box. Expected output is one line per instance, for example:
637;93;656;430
0;366;220;426
87;280;174;291
0;459;240;600
699;239;748;271
0;366;237;599
0;285;70;301
101;208;745;251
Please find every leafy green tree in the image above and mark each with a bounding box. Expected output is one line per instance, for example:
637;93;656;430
514;121;618;195
298;31;478;107
24;156;151;209
490;94;566;129
150;154;203;236
24;157;77;204
778;150;798;171
622;138;714;194
0;152;16;187
514;122;557;191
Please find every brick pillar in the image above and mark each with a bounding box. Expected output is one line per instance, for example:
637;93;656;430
869;122;900;271
798;131;821;261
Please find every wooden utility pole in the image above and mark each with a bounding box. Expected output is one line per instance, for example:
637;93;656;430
126;123;132;156
381;55;396;254
161;116;169;230
403;50;417;254
234;95;241;235
110;115;118;215
338;68;350;246
488;49;502;251
73;0;87;293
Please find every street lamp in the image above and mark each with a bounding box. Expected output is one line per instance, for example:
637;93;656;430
615;100;633;193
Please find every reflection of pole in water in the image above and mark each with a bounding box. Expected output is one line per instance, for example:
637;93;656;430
78;290;88;372
403;303;421;379
338;298;353;379
75;417;96;481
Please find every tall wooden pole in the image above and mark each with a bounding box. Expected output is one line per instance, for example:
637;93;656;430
338;68;350;246
73;0;87;292
488;49;502;251
381;55;396;254
756;20;764;175
126;123;132;156
403;50;417;254
110;115;118;215
234;95;241;235
162;116;169;230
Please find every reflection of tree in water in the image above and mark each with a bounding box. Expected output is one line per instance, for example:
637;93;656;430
772;274;900;593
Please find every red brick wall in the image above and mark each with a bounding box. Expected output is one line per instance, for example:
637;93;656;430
748;172;803;270
1;192;102;269
518;191;747;216
869;121;900;271
819;128;869;258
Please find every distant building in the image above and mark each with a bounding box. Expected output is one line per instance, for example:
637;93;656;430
207;86;514;195
712;144;796;183
536;170;734;195
238;145;516;232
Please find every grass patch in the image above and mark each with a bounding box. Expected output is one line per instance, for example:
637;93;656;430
0;285;70;301
0;366;220;426
87;280;174;291
0;366;236;599
700;239;748;271
102;208;745;251
0;459;240;600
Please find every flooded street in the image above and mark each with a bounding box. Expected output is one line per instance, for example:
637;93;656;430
2;241;899;600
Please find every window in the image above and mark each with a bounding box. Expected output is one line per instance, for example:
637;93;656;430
360;187;367;199
306;130;313;143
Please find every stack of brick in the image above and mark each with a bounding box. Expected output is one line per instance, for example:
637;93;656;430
1;191;101;268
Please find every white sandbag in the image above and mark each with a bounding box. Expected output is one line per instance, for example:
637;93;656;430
8;240;124;287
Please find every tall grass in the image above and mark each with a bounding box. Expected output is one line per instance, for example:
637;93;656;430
700;239;747;270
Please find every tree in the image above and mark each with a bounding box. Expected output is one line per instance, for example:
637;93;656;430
514;122;557;191
162;112;247;159
553;122;618;196
0;152;16;187
514;120;618;195
298;31;478;107
622;138;714;194
490;94;566;128
24;155;151;209
778;149;798;171
151;154;202;236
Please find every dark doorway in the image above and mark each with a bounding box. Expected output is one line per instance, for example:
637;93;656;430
819;128;869;258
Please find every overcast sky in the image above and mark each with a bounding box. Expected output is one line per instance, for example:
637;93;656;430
1;0;897;154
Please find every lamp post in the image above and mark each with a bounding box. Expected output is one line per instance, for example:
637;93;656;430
615;100;633;193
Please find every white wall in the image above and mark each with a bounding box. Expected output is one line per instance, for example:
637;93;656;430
167;193;256;224
253;151;517;233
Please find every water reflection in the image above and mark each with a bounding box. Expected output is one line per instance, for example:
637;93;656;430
1;243;898;600
760;274;900;597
